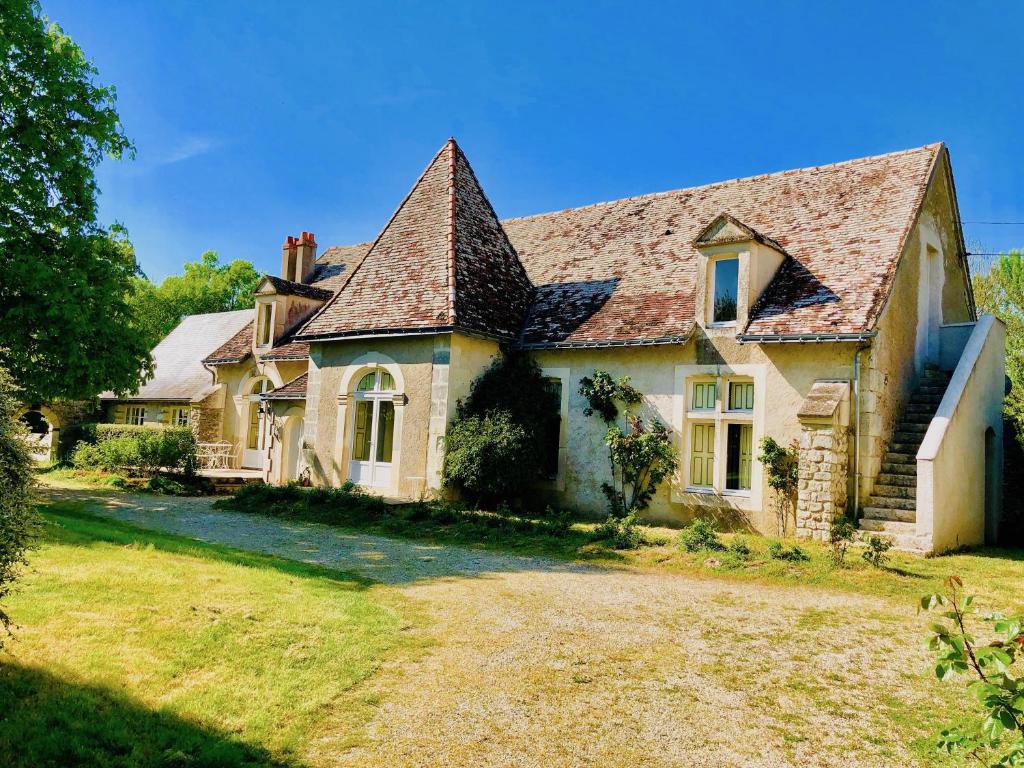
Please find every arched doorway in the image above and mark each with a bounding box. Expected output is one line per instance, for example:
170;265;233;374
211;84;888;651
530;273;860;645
349;369;396;488
243;378;271;469
281;414;304;482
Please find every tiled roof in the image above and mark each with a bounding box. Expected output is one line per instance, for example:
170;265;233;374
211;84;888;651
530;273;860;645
102;309;252;400
260;330;309;361
203;320;254;365
262;372;308;400
259;275;333;301
308;243;371;290
503;143;943;344
297;139;533;342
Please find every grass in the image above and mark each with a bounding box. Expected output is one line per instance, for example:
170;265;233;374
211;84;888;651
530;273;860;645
36;465;214;495
1;503;424;767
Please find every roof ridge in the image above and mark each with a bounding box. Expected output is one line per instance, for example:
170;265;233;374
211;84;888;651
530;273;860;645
501;143;944;224
445;137;458;325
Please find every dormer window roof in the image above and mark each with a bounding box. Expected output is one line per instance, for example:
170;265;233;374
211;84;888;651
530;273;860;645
692;213;788;256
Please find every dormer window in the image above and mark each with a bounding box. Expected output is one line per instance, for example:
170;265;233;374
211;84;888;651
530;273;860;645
712;258;739;324
258;303;273;346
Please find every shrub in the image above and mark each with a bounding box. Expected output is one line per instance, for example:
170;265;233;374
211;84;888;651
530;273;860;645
71;424;196;476
442;412;536;505
767;541;809;562
0;365;38;639
727;537;752;560
861;534;893;568
443;350;561;503
678;518;725;553
758;436;799;536
828;518;857;567
923;576;1024;765
593;513;644;550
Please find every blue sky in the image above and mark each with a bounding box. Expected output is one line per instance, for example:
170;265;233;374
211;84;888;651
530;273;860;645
43;0;1024;281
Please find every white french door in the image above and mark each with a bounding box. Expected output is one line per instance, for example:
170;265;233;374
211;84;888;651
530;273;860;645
348;370;396;488
243;379;270;469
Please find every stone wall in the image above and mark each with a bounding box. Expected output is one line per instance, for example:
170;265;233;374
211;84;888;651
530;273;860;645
795;424;849;541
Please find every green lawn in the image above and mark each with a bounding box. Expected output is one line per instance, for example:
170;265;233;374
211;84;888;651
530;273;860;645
0;505;423;767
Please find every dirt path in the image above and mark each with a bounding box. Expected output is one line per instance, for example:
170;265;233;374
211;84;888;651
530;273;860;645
44;485;944;768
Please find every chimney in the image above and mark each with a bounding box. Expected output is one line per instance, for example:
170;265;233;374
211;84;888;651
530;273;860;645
281;235;298;281
295;231;317;283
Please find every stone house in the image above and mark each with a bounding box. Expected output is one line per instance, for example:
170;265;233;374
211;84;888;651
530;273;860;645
142;139;1004;554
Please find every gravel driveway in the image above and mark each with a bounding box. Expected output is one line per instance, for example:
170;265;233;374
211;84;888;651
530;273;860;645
44;486;943;768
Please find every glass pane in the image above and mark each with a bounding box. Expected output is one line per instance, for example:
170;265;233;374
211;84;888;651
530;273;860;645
542;378;562;478
689;423;714;488
247;402;260;449
713;259;738;323
692;381;716;410
352;401;373;460
357;372;376;391
726;423;753;491
376;401;395;463
728;381;754;411
379;371;395;391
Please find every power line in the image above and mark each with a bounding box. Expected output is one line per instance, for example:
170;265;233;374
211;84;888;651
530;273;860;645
961;220;1024;225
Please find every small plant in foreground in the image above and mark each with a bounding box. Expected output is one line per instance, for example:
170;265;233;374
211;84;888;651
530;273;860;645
767;541;809;562
594;513;644;550
758;436;799;536
678;518;725;553
727;537;752;560
922;576;1024;766
862;534;893;568
828;518;856;567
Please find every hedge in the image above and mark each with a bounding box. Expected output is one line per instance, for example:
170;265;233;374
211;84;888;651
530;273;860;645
72;423;197;476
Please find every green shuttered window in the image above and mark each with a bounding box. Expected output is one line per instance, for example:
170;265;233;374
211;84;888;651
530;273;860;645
691;381;716;411
728;381;754;411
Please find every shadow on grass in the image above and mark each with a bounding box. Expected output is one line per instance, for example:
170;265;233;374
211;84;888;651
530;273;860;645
0;662;295;767
40;503;377;590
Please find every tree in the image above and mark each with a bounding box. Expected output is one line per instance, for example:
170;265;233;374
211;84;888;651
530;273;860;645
0;1;153;401
129;251;261;346
0;365;39;641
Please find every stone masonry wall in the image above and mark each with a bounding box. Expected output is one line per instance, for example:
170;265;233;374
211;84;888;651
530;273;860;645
796;424;850;541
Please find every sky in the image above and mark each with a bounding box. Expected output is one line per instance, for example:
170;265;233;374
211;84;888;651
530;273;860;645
42;0;1024;282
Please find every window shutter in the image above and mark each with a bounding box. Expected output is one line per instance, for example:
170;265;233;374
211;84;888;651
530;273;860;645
739;424;753;490
690;424;715;487
159;406;170;424
114;404;127;424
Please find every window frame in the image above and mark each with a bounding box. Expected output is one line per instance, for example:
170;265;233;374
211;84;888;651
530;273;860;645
538;368;570;490
126;406;145;426
172;407;190;427
708;255;740;327
681;373;757;497
257;302;274;347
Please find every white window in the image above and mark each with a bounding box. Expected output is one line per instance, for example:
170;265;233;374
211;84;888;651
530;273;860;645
685;376;754;493
172;407;190;427
126;406;145;426
711;257;739;324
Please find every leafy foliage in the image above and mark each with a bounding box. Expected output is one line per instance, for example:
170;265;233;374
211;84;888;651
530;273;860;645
727;537;752;560
767;541;809;562
579;371;676;517
578;371;641;423
72;425;197;476
861;534;893;568
829;517;857;567
443;350;561;503
678;518;726;553
923;576;1024;766
593;513;644;550
128;251;261;347
758;436;799;536
0;2;153;400
442;413;536;504
0;365;39;638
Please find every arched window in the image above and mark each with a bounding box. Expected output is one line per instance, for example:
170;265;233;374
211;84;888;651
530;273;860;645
349;368;397;487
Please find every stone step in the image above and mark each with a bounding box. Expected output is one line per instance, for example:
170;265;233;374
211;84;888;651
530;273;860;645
862;505;917;523
871;483;915;500
915;387;949;397
858;519;925;552
877;472;916;487
892;433;925;448
895;421;929;433
901;412;934;424
865;494;916;511
890;442;922;455
906;402;940;414
882;452;916;466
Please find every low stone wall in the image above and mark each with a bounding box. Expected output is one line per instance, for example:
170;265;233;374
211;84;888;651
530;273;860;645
795;424;849;541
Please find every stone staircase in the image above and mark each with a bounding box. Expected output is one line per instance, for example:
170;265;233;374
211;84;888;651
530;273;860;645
859;367;951;550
